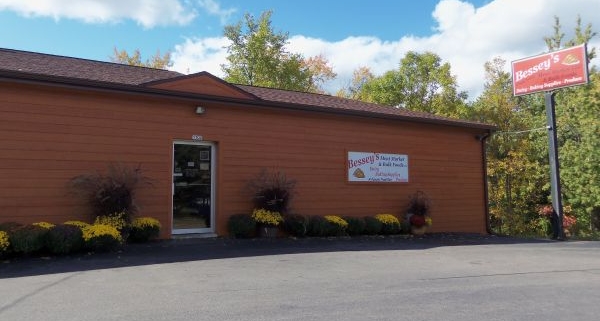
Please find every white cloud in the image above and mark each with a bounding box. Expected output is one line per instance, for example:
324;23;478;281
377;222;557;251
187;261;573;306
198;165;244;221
0;0;196;28
171;37;229;76
170;0;600;99
197;0;236;24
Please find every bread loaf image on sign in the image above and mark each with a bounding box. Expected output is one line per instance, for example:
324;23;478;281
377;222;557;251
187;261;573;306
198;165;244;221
353;168;365;178
562;54;580;66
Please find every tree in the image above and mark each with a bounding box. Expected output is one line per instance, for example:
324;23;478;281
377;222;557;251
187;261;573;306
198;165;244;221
354;51;468;118
472;58;549;235
302;54;337;94
478;16;599;237
544;15;597;63
221;10;335;93
110;47;172;69
541;16;599;235
336;66;374;99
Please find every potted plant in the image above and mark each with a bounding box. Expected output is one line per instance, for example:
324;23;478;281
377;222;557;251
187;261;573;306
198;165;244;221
251;208;284;238
408;214;432;235
405;191;432;235
246;169;296;214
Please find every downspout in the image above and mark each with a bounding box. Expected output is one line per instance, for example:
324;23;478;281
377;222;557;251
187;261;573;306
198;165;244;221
478;130;494;234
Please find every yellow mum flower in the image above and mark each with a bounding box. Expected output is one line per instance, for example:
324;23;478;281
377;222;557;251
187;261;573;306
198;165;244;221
94;212;127;231
374;214;400;225
82;224;123;243
0;231;9;252
251;208;284;226
64;220;91;229
33;222;55;229
324;215;348;228
131;217;161;229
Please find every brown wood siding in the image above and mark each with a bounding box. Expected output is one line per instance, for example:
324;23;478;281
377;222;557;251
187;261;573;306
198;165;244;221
0;82;488;237
147;76;254;99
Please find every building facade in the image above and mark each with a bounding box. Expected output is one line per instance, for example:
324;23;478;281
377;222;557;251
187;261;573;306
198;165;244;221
0;48;494;238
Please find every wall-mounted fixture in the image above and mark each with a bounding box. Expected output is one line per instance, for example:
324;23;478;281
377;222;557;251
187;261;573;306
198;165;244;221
195;106;206;114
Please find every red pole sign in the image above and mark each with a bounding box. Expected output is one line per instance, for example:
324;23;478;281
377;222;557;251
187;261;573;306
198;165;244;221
512;43;589;96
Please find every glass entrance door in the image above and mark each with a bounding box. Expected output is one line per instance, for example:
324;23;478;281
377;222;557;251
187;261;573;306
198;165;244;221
172;142;214;234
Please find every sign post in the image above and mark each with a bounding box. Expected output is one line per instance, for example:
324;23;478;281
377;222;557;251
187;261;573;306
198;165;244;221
544;92;564;239
512;43;589;239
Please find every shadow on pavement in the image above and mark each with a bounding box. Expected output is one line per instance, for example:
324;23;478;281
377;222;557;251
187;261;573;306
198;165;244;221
1;233;552;279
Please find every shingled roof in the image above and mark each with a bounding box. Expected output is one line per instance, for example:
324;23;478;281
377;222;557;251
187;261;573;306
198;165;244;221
0;48;493;130
235;85;492;128
0;48;182;85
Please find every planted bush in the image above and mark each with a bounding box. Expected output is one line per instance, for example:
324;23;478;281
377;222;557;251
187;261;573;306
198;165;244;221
247;169;297;213
46;224;84;255
64;220;90;229
308;215;348;237
33;222;55;229
307;216;327;237
69;163;151;219
129;217;162;242
227;214;256;238
0;230;9;257
95;212;129;240
363;216;383;235
283;214;308;237
0;222;23;233
344;217;366;236
10;224;49;254
82;224;123;252
94;212;128;231
323;216;348;236
374;214;401;234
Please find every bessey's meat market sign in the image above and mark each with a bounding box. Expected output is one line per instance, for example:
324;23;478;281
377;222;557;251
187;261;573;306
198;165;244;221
512;44;589;96
347;151;408;183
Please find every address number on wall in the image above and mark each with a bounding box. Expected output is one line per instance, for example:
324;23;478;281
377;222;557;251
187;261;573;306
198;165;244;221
192;135;203;141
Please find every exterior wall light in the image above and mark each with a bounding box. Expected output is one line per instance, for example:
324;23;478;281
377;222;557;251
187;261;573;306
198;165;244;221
195;106;206;114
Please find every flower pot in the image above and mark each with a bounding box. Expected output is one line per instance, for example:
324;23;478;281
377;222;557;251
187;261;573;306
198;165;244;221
259;225;279;238
411;226;427;236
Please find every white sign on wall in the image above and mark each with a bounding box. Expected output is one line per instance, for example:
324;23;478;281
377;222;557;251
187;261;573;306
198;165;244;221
347;151;409;183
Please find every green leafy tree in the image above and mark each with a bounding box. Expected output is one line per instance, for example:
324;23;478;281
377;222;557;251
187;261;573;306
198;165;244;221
355;51;469;118
472;58;549;235
540;16;599;235
478;16;599;237
336;66;374;99
544;15;597;63
110;47;172;69
221;10;335;92
556;73;600;233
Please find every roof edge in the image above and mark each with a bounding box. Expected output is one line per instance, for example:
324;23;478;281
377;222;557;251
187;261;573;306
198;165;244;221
0;69;496;131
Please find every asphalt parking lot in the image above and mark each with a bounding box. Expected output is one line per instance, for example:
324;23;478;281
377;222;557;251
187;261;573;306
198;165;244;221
2;234;600;321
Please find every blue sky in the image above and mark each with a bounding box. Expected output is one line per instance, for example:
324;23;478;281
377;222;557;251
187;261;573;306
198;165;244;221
1;0;598;98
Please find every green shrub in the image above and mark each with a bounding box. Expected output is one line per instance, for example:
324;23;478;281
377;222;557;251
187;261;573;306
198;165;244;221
363;216;383;235
227;214;256;238
82;224;123;252
307;216;327;237
344;217;366;236
46;224;84;255
323;216;348;236
308;215;347;237
0;221;23;233
374;214;401;234
283;214;308;237
129;217;161;242
33;222;55;229
10;224;49;254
